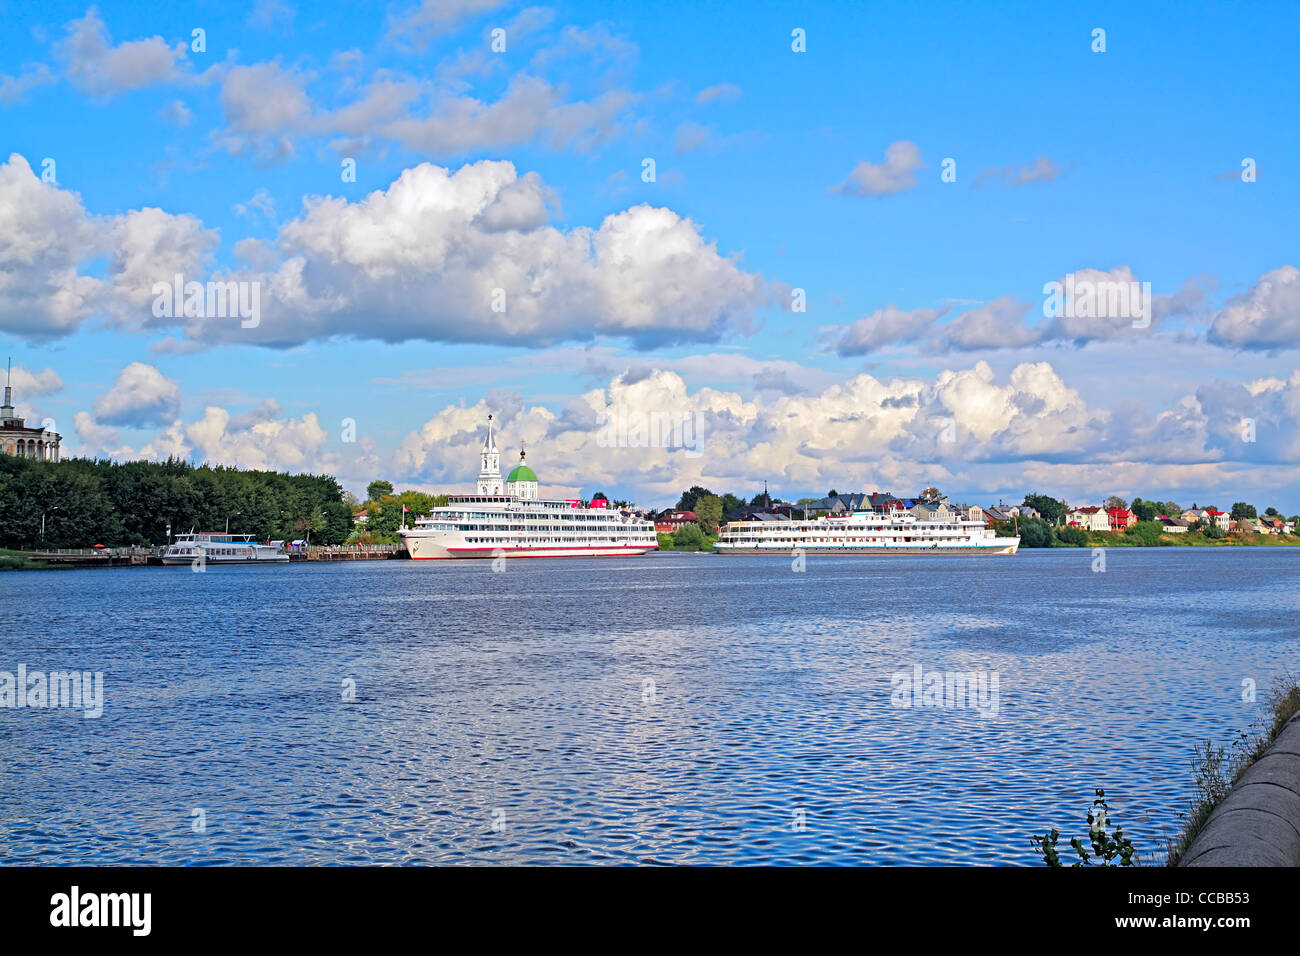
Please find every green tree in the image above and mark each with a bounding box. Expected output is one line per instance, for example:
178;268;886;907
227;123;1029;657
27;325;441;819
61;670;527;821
921;486;941;500
1023;494;1065;526
1130;498;1158;522
367;479;395;503
695;494;723;533
1103;495;1128;511
672;522;709;551
1018;517;1054;548
1055;525;1089;547
1125;521;1166;546
1230;502;1257;520
719;493;744;514
676;485;714;511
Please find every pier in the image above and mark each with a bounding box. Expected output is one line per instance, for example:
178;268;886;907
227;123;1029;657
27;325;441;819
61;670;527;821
289;545;402;561
9;544;404;567
19;547;155;567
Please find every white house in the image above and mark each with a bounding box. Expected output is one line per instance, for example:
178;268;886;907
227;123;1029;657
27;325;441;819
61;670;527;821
1067;506;1110;532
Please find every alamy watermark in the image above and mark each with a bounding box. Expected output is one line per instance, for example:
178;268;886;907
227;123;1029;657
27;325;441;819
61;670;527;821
1042;272;1151;328
890;664;999;718
1;663;104;718
152;274;261;328
596;406;704;458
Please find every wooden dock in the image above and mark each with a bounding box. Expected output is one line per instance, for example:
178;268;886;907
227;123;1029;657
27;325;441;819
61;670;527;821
21;547;155;567
289;545;402;561
14;544;404;567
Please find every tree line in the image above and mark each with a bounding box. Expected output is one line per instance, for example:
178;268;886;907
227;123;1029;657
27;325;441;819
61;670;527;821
0;454;354;549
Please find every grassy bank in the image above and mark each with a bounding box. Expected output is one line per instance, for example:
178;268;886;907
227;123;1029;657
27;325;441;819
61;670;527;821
1083;531;1300;547
0;548;61;571
1030;674;1300;867
1164;676;1300;865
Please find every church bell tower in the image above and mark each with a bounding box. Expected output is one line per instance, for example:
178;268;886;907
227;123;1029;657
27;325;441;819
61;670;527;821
476;414;504;495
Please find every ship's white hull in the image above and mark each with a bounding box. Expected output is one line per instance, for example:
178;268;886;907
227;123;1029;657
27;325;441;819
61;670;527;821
402;532;654;560
161;552;289;565
715;541;1019;556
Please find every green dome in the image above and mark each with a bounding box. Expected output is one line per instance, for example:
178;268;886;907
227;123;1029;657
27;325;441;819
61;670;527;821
507;464;537;483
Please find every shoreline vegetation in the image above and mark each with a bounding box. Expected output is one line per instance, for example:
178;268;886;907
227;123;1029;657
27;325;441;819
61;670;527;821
4;456;1300;560
1030;675;1300;867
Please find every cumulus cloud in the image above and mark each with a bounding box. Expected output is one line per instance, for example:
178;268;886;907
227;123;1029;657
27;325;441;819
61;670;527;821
105;207;219;317
7;365;66;397
834;141;924;197
73;411;133;459
92;362;183;427
76;394;365;478
1207;266;1300;350
831;304;948;355
939;297;1043;351
383;360;1300;508
1042;266;1155;343
0;154;103;338
55;8;189;97
216;61;314;162
170;159;769;349
0;154;225;339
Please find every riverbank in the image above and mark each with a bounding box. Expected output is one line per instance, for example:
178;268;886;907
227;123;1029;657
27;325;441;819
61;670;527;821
0;544;402;569
1174;677;1300;866
1079;531;1300;548
0;548;61;571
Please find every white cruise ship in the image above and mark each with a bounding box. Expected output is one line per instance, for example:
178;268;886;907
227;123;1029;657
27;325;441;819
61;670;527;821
399;416;658;560
716;508;1019;555
161;532;289;565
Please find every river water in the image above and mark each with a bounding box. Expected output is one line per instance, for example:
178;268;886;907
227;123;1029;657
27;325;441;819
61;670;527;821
2;547;1297;865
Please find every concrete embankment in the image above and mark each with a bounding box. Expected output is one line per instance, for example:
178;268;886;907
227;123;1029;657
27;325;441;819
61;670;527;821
1179;712;1300;867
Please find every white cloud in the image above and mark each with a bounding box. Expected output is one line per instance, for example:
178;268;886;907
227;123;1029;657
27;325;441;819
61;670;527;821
831;304;948;355
106;207;219;317
55;8;189;97
940;297;1043;351
92;362;183;427
1043;266;1154;343
0;154;103;338
7;364;66;397
834;141;924;197
174;159;769;349
1207;265;1300;350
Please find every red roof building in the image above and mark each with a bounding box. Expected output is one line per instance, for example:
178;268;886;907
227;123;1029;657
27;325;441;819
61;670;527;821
654;510;698;533
1106;508;1137;530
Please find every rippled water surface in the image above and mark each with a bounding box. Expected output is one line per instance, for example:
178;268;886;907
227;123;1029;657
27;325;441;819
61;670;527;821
3;548;1298;865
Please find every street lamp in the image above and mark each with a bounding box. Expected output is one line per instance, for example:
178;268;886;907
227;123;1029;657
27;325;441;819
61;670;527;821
40;505;60;543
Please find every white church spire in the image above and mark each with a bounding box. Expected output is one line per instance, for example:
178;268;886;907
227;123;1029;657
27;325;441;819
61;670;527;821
476;413;503;495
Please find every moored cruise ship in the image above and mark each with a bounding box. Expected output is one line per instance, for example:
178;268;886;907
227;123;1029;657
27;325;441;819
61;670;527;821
399;416;658;560
161;532;289;564
716;506;1019;555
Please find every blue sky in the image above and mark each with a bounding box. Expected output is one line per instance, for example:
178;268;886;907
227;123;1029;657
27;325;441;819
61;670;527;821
3;1;1299;511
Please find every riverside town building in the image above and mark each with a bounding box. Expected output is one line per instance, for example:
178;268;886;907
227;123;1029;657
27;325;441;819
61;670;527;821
0;359;61;461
